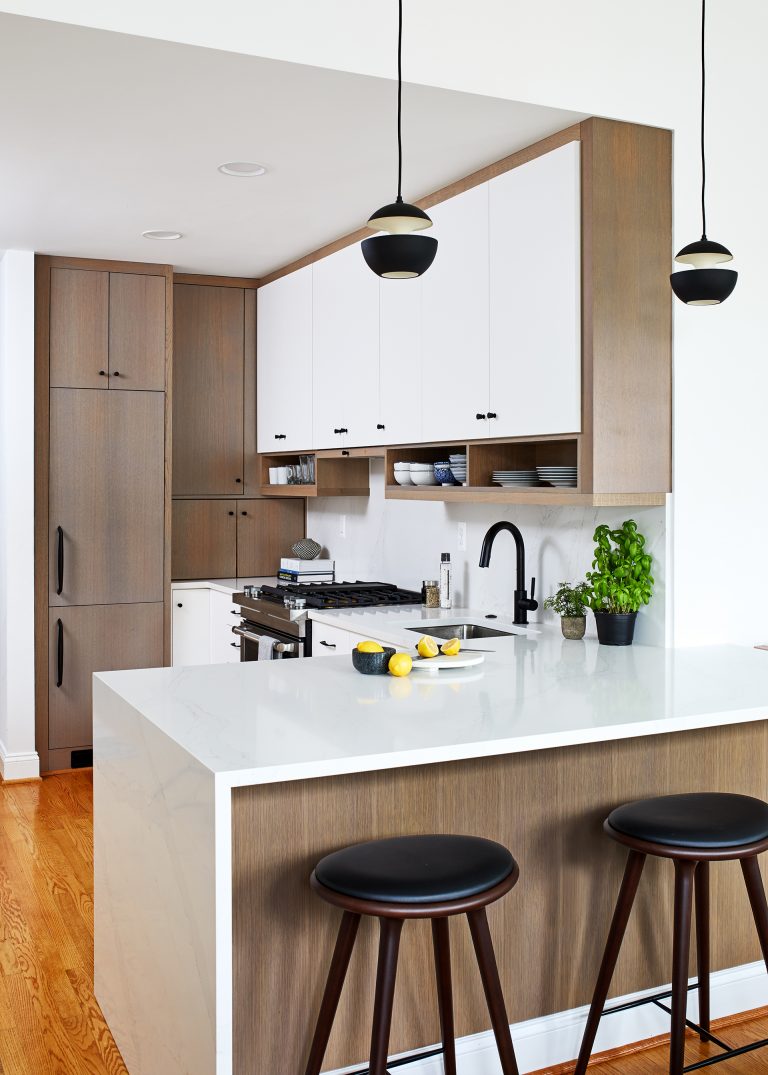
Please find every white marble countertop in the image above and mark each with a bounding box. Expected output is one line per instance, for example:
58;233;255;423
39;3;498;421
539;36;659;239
95;605;768;790
170;576;277;596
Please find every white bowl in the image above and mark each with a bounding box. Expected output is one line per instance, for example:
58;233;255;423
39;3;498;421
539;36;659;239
394;472;414;485
411;472;438;486
409;463;434;472
394;462;412;470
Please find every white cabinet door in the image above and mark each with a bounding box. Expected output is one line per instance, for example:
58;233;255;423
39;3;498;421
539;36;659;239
171;587;211;666
310;621;357;656
489;141;581;437
421;184;490;444
209;589;241;663
376;278;422;445
257;266;313;452
312;243;380;449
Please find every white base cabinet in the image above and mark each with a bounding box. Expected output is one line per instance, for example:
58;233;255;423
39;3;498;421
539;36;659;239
172;586;241;666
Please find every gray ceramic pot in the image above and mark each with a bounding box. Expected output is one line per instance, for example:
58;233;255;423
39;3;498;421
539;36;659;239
561;615;587;640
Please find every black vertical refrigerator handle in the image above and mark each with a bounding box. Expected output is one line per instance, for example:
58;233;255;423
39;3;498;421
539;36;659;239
56;618;63;687
56;526;64;595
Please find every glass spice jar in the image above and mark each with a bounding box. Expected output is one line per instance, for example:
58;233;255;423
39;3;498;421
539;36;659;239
422;580;440;608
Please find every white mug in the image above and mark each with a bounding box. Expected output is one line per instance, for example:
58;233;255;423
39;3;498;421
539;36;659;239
276;466;290;485
269;467;279;484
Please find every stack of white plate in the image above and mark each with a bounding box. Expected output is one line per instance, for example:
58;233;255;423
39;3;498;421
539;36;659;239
449;453;467;485
536;465;577;488
492;470;539;487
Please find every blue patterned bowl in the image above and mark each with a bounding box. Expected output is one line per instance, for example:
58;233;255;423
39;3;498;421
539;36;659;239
434;462;453;484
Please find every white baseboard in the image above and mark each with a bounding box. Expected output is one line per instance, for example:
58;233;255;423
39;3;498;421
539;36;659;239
327;960;768;1074
0;741;40;781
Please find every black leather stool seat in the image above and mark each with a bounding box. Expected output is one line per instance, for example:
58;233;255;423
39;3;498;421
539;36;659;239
608;792;768;849
315;834;516;904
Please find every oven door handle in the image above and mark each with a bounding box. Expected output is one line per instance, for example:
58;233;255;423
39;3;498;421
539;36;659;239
231;625;297;654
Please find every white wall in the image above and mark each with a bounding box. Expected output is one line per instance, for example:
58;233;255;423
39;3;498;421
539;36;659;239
308;461;668;645
0;250;39;780
11;0;764;647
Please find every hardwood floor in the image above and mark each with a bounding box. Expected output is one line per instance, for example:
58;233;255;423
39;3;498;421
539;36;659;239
0;771;767;1074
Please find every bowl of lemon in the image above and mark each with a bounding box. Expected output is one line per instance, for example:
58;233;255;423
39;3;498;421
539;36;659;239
352;641;397;675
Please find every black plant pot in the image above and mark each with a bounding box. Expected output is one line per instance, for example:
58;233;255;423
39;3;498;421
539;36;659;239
594;611;638;646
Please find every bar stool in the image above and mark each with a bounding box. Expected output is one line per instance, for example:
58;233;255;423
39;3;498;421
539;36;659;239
304;833;520;1075
575;792;768;1075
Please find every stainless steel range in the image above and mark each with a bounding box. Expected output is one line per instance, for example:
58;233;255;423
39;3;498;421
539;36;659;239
232;581;421;660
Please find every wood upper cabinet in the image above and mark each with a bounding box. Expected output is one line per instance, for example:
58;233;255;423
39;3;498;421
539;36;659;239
420;183;490;443
257;267;313;453
49;268;109;388
173;283;247;495
236;500;305;576
109;272;167;390
48;603;163;750
489;140;581;438
48;389;165;606
312;243;380;449
172;500;237;580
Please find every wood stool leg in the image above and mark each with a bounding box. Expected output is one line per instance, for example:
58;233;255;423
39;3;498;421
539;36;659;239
574;850;646;1075
304;911;361;1075
694;861;710;1039
740;855;768;973
467;907;519;1075
669;860;696;1075
369;917;404;1075
431;918;457;1075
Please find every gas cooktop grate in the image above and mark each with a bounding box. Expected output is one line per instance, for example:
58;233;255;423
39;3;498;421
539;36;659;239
258;581;421;610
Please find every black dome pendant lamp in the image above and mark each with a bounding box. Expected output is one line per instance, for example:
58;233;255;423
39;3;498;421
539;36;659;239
670;0;737;305
362;0;437;279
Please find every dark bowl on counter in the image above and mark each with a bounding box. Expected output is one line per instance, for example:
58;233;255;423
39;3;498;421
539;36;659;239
352;647;396;675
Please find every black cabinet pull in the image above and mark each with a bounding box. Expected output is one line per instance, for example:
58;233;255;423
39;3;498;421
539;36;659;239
333;428;341;434
112;370;121;377
487;411;497;419
235;478;242;483
476;412;487;420
339;427;348;434
230;642;240;648
56;618;63;687
274;434;286;440
56;526;64;595
98;370;107;376
377;423;385;430
341;450;350;456
228;511;235;516
241;511;248;516
319;640;336;648
177;602;183;608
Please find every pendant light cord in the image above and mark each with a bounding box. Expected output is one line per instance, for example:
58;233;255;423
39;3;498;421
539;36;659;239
396;0;403;202
700;0;707;239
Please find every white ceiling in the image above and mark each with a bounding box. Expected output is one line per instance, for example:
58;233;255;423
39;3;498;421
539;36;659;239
0;14;585;277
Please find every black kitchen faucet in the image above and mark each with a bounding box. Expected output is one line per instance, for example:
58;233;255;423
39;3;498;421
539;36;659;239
478;520;539;626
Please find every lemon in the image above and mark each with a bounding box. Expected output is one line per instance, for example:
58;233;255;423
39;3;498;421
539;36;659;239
388;652;413;677
440;637;461;656
417;635;439;659
357;640;384;653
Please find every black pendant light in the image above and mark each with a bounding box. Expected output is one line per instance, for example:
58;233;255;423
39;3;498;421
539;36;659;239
362;0;437;279
670;0;737;305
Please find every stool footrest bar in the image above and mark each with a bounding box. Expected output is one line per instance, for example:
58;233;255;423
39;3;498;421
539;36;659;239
346;1045;445;1075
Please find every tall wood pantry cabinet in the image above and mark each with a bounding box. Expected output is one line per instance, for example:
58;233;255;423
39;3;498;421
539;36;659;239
171;275;305;580
35;257;172;772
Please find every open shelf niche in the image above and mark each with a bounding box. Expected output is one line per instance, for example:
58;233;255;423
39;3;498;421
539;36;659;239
259;452;370;498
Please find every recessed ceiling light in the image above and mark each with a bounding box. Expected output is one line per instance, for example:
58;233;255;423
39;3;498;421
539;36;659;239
217;162;267;177
142;229;183;240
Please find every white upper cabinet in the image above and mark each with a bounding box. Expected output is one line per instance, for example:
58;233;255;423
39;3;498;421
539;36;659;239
376;278;422;445
312;242;380;449
489;141;582;437
421;183;490;444
257;266;313;452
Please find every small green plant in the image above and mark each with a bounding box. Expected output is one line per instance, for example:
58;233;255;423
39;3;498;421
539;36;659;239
544;581;591;618
586;519;654;614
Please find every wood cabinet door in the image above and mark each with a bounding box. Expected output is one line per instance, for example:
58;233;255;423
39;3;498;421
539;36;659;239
49;389;165;605
236;500;305;576
109;272;167;391
377;277;422;445
312;244;380;449
48;603;164;750
172;284;245;495
489;141;581;437
257;267;313;453
421;184;490;443
171;500;237;579
49;268;109;389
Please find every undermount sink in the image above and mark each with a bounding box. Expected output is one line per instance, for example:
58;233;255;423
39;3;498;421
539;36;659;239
406;622;515;640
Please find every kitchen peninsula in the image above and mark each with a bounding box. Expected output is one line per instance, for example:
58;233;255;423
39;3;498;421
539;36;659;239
93;614;768;1075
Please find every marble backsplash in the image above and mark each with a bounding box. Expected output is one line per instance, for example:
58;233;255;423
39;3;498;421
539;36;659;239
306;459;669;645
